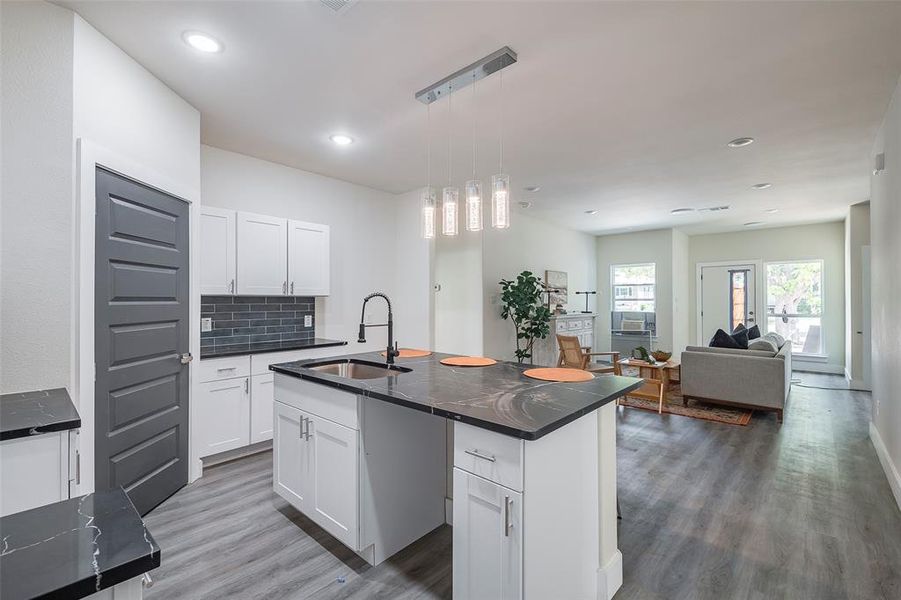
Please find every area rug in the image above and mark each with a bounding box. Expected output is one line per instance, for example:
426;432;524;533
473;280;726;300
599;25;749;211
618;367;753;426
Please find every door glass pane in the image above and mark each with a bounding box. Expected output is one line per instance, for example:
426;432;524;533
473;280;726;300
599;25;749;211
730;270;748;332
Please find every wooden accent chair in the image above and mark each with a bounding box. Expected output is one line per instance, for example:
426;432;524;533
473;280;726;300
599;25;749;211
556;335;622;375
623;378;666;414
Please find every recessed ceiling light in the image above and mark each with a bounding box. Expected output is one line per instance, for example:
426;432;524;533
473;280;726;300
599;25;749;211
765;208;779;214
182;31;223;53
518;201;531;209
671;208;694;214
744;221;763;227
751;182;772;190
329;134;354;146
524;186;541;193
585;209;598;215
727;137;755;148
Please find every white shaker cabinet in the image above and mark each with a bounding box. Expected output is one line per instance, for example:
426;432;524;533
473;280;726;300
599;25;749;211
308;415;359;549
273;401;310;508
199;206;236;295
194;377;250;456
452;468;523;600
236;211;288;295
288;220;330;296
0;431;76;517
250;372;275;444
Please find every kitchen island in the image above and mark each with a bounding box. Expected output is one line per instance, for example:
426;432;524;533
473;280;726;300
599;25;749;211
270;351;642;600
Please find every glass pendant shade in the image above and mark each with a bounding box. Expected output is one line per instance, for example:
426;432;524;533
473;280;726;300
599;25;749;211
441;187;459;236
464;180;483;232
421;187;436;239
491;174;510;229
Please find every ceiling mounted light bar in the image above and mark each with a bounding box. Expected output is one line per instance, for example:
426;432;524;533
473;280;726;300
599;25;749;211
415;47;517;105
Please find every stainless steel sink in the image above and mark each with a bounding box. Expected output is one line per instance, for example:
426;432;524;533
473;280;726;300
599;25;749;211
305;359;412;380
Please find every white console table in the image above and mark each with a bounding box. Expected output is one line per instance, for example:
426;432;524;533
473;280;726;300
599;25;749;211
532;313;597;367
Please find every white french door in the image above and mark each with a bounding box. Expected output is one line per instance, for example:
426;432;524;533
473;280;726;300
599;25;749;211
699;263;757;344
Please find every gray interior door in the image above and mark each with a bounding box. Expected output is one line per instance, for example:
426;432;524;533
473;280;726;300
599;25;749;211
95;166;190;515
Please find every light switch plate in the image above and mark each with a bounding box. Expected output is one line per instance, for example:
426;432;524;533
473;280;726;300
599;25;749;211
304;314;313;328
201;317;212;332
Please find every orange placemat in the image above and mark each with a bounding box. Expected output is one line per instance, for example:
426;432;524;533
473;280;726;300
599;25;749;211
523;368;595;382
380;348;432;358
440;356;497;367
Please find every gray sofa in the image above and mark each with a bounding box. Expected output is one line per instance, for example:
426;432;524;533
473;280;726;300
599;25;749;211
680;337;791;422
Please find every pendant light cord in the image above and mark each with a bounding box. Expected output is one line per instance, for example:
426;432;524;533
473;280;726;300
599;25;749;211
426;103;431;190
472;71;477;179
499;70;504;173
447;83;453;185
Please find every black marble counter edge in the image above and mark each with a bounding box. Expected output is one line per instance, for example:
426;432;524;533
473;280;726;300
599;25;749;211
0;417;82;442
40;550;161;600
269;364;644;441
200;339;348;359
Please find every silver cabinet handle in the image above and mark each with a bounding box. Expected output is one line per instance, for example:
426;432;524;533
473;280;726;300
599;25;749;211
142;573;154;588
244;378;249;394
230;279;235;294
304;417;312;441
180;352;193;365
504;495;513;536
464;449;496;462
283;281;288;295
290;281;295;295
217;367;236;373
300;417;306;439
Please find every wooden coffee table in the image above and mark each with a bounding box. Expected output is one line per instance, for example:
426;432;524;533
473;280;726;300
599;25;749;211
617;358;681;413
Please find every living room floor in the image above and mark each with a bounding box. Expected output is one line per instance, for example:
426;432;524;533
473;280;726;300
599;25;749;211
142;373;901;599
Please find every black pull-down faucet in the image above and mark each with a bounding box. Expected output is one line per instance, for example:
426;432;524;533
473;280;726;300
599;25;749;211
358;292;400;364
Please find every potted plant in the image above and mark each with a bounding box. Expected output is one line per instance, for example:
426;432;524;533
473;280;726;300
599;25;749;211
499;271;552;363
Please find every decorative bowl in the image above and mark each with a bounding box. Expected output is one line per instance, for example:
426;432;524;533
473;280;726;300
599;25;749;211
651;350;672;362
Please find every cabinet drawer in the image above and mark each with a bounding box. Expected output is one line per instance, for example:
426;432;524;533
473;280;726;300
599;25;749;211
555;320;568;333
251;347;344;375
273;374;359;430
454;422;523;492
198;356;250;383
568;320;582;330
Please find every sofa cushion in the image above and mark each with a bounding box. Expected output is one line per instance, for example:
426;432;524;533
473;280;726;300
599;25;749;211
710;328;745;349
764;332;785;348
748;338;777;354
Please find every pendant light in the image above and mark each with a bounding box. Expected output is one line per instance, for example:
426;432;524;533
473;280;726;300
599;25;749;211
421;103;436;239
491;70;510;229
465;72;483;232
442;84;459;236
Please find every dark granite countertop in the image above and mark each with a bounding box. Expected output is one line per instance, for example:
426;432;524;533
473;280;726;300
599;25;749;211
270;351;643;440
200;338;347;359
0;388;81;441
0;487;160;600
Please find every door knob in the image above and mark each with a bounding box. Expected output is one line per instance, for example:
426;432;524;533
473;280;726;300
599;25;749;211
179;353;193;365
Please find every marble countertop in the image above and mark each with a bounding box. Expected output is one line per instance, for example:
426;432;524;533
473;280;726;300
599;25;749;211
0;487;160;600
270;351;643;440
200;337;347;359
0;388;81;441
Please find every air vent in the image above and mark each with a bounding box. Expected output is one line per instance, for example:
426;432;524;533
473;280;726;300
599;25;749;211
320;0;358;13
698;205;731;213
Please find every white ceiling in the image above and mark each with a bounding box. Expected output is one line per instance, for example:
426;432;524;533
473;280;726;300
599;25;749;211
62;1;901;235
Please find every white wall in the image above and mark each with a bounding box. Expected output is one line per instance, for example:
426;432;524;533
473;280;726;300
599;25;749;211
596;229;675;353
869;76;901;510
481;213;597;361
392;190;434;351
671;229;691;355
844;202;871;385
0;1;75;393
688;222;846;372
201;145;426;353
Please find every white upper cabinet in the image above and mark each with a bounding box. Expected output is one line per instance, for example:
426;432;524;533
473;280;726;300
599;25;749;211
236;211;288;295
288;220;330;296
199;207;236;295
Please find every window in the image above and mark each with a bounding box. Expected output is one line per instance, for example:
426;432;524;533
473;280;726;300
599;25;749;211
612;263;655;312
765;261;824;354
729;269;750;332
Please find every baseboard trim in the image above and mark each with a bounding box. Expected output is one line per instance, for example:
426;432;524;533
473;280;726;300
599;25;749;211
793;360;844;374
869;421;901;512
597;550;623;600
445;497;453;525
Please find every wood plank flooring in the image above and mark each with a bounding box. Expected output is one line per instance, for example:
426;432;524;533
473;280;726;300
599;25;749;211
143;373;901;599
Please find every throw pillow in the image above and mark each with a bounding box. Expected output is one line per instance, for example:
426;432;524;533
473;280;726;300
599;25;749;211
765;332;786;347
710;328;741;349
732;323;746;335
749;338;777;353
747;324;761;339
731;327;750;349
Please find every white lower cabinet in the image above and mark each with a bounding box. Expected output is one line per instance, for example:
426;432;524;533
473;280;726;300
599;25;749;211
452;468;522;600
272;373;446;566
195;378;250;456
0;430;76;517
250;373;275;443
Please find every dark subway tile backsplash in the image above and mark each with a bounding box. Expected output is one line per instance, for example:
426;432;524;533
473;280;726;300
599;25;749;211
201;295;315;351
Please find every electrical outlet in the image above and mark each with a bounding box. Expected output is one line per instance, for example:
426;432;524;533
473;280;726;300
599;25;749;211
201;317;212;332
304;314;313;328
